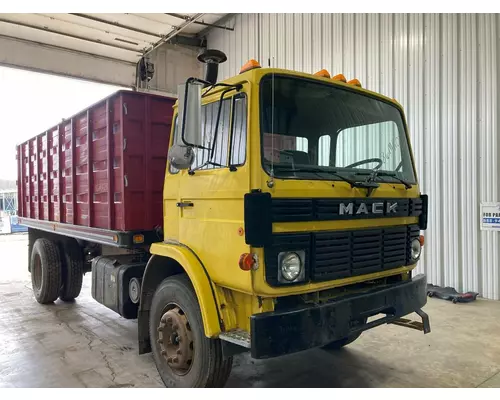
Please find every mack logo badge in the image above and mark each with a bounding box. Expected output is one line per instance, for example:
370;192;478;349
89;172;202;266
339;201;398;215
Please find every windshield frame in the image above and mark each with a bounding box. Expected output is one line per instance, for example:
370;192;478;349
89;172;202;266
258;73;418;185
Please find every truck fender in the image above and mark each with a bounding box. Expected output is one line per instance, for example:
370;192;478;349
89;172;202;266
137;242;222;354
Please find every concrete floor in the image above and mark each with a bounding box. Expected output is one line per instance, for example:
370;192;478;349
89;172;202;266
1;234;500;388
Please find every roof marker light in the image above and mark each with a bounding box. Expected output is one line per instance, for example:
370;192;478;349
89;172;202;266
332;73;347;82
314;69;331;78
240;59;261;74
347;78;362;87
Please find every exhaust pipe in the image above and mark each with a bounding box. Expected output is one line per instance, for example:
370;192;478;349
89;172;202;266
197;49;227;86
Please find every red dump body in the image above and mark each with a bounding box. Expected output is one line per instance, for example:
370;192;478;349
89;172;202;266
17;90;175;242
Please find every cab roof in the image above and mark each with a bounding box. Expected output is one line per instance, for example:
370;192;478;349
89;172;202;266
173;65;403;112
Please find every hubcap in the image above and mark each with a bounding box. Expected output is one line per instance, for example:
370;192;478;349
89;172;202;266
157;306;194;375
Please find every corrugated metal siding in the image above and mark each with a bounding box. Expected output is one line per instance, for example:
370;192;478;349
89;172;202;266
208;13;500;300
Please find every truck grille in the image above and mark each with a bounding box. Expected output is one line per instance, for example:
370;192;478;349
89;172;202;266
264;224;420;286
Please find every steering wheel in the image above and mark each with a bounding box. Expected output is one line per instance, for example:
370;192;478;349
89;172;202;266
395;161;403;172
345;158;383;170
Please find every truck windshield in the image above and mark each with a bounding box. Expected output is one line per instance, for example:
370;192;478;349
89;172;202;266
260;75;416;184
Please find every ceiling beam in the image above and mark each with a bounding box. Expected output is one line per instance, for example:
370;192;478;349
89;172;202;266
143;13;205;56
0;18;142;53
165;13;234;31
70;13;163;38
196;14;236;38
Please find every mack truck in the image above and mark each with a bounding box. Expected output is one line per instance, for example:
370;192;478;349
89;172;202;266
17;49;430;388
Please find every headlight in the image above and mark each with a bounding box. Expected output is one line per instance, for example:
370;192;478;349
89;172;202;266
278;251;305;283
411;238;422;261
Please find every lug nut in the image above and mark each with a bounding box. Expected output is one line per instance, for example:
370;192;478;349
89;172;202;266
161;350;167;356
176;349;182;355
157;326;162;332
173;357;179;363
157;338;162;344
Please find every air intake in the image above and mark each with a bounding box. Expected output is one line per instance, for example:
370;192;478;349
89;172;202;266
197;49;227;85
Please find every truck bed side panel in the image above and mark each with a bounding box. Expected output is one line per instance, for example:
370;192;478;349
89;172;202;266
17;90;175;234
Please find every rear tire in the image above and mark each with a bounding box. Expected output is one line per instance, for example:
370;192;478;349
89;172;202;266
59;240;84;301
149;274;232;388
30;238;62;304
322;318;367;350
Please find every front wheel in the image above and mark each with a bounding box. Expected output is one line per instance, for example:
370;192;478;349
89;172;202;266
322;318;367;350
149;274;232;388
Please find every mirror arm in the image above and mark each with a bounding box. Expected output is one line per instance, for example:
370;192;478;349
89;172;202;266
202;82;243;98
227;96;237;171
209;87;238;161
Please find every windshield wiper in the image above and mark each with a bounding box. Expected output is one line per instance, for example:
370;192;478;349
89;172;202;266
354;170;412;189
270;165;379;189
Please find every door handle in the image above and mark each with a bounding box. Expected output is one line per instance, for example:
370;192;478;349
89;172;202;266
176;201;194;208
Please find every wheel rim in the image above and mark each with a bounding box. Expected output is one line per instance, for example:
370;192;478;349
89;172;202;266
157;305;194;375
32;253;42;291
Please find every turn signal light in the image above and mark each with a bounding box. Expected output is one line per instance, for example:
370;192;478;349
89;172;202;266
314;69;331;78
239;253;256;271
419;235;425;247
332;73;347;82
133;234;144;244
240;59;261;74
347;78;362;87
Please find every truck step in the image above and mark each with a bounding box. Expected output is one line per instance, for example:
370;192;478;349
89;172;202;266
390;318;425;331
219;329;251;348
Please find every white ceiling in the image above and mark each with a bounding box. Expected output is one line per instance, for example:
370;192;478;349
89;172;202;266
0;13;229;64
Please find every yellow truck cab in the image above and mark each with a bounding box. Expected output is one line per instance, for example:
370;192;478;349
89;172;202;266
137;49;430;387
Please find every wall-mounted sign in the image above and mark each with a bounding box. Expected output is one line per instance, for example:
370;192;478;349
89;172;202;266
480;203;500;231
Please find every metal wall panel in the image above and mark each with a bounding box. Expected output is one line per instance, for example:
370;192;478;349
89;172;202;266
208;13;500;300
142;43;202;95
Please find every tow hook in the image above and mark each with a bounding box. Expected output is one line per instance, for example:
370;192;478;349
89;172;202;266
390;308;431;334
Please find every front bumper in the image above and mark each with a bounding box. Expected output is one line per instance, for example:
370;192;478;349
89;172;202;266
250;273;428;359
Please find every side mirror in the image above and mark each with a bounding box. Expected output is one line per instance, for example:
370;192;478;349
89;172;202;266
168;144;195;170
178;79;203;147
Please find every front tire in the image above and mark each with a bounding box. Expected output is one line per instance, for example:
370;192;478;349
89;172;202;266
149;274;232;388
322;318;367;350
30;238;62;304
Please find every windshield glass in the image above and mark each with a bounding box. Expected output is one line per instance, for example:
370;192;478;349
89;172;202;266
260;75;416;183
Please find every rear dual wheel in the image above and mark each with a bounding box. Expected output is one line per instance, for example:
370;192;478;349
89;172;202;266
59;240;84;301
30;238;83;304
149;275;232;388
31;238;62;304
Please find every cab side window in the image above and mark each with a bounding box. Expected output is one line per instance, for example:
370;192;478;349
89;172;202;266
169;94;247;174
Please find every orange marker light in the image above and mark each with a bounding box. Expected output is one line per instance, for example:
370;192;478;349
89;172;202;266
332;73;347;82
239;253;255;271
419;235;425;247
240;59;261;74
347;78;362;87
133;234;144;244
314;69;331;78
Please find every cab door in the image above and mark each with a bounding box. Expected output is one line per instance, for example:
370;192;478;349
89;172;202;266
175;92;252;291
